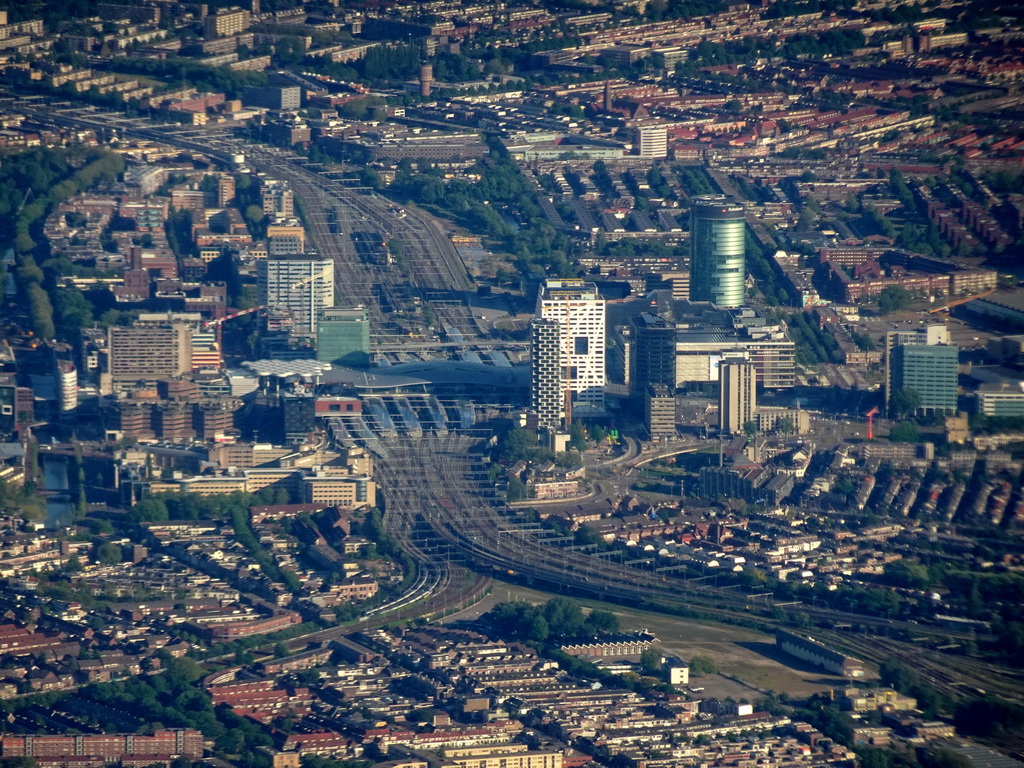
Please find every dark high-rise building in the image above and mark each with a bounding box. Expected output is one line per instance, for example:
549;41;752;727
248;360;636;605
690;195;746;308
630;313;676;395
242;85;301;111
530;318;563;430
281;393;316;445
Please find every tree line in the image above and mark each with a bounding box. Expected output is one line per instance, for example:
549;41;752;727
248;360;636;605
5;148;124;340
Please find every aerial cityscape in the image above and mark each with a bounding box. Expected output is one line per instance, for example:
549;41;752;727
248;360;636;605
0;2;1023;768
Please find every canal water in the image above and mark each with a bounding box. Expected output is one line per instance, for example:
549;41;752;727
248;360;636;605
41;455;74;529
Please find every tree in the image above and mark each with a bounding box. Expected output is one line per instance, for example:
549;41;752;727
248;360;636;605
543;597;585;636
527;614;549;642
96;542;122;565
569;421;587;452
639;647;663;675
889;421;920;443
883;559;930;589
877;286;910;314
743;421;757;438
244;204;264;232
27;284;55;339
923;749;972;768
584;609;619;634
130;497;169;523
498;427;549;464
889;387;922;419
689;655;718;677
507;477;526;502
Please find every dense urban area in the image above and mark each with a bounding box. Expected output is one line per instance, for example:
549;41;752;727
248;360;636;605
0;4;1023;768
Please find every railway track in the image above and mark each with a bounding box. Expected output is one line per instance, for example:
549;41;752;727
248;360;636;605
10;95;1020;705
362;435;1024;705
7;97;473;345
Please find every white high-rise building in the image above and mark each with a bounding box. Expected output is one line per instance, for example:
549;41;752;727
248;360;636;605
637;125;668;158
719;361;756;435
536;280;606;417
258;255;335;337
531;318;564;430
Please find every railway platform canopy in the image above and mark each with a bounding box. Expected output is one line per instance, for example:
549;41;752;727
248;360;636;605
324;362;527;400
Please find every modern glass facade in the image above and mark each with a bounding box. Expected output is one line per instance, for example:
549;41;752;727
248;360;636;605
317;306;370;367
892;344;958;414
690;195;746;308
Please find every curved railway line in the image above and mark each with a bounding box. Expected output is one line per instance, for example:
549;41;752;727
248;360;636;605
8;96;1023;705
367;434;1024;703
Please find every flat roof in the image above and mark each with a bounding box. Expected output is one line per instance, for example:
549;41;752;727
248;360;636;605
241;359;334;379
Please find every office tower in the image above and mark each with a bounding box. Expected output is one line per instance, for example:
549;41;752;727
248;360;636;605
282;392;316;444
675;308;795;388
257;255;335;336
645;383;676;440
242;86;301;112
690;195;746;308
317;306;370;368
645;269;689;301
268;235;304;256
0;377;16;436
630;313;676;395
190;325;222;371
108;324;192;383
262;180;294;218
637;125;668;158
884;324;954;415
194;401;236;441
890;344;958;415
217;176;235;208
54;358;78;414
719;361;757;435
204;7;250;38
537;280;606;417
530;318;563;430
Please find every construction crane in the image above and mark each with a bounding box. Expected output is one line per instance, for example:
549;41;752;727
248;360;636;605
928;289;995;314
202;305;264;329
288;266;333;292
865;406;879;440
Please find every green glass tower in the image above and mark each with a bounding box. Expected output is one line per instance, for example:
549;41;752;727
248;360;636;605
690;195;746;308
891;343;958;414
317;306;370;368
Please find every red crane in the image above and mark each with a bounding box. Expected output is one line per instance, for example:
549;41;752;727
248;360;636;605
865;406;880;440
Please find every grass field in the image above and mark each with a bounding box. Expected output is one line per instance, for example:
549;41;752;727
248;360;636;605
446;579;859;699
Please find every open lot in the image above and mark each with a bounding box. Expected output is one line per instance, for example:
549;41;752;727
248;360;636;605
444;579;861;699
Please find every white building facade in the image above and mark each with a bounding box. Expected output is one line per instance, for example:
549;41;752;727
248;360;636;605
536;280;606;417
257;255;335;336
